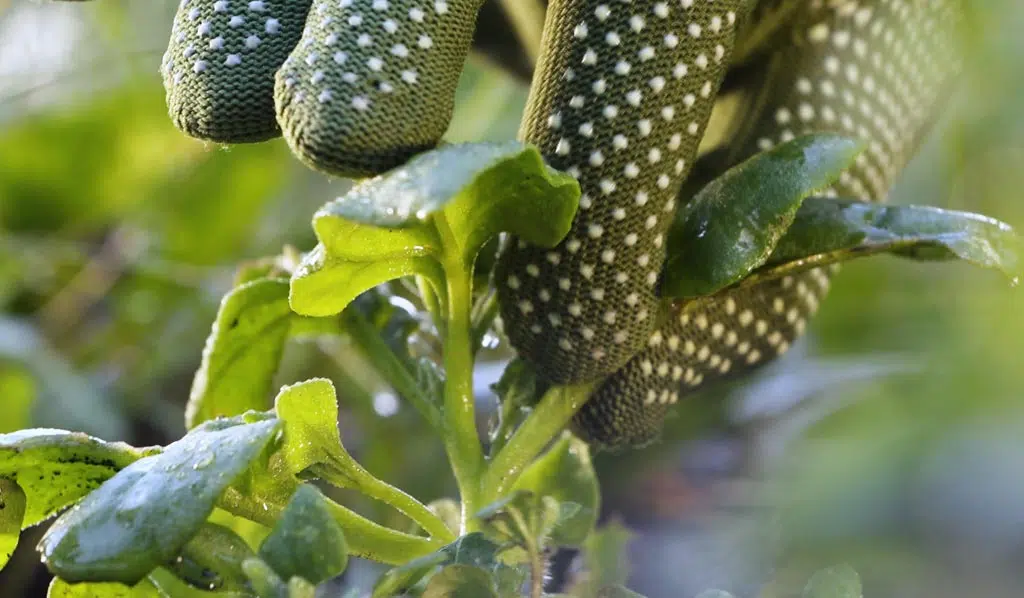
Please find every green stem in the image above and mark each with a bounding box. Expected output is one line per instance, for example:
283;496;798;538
440;260;486;531
480;383;593;502
342;308;444;434
507;508;544;598
432;213;487;533
322;499;444;565
217;487;442;566
315;460;456;542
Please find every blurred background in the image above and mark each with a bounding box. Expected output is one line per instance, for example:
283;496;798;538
1;1;1023;596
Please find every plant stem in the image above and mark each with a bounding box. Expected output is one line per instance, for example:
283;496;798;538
316;460;456;542
507;508;545;598
342;308;444;434
480;383;593;502
440;258;487;531
498;0;545;64
321;499;445;565
217;487;442;565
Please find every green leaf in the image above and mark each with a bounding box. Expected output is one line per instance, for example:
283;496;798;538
164;523;255;593
273;378;454;543
1;477;26;571
430;143;581;265
315;142;577;244
0;429;151;528
39;414;281;584
186;279;293;429
273;379;347;477
372;533;518;598
662;134;863;298
47;577;162;598
802;564;862;598
511;434;599;547
422;564;498;598
748;198;1021;285
290;142;579;318
257;485;348;586
289;244;442;318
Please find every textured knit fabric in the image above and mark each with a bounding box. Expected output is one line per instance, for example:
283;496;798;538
495;0;750;386
162;0;312;143
574;0;966;450
274;0;486;178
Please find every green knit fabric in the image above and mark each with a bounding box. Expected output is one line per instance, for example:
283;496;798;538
273;0;486;178
161;0;312;143
494;0;751;386
574;0;966;450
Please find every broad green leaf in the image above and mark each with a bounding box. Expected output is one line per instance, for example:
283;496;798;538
257;485;348;586
273;379;346;477
746;198;1021;285
570;521;634;598
802;565;862;598
437;143;581;265
47;577;162;598
511;434;599;547
1;477;26;571
289;244;441;318
0;429;152;528
315;142;578;249
165;523;255;593
422;564;498;598
291;142;579;318
186;279;293;429
663;134;863;298
39;414;281;584
372;533;517;598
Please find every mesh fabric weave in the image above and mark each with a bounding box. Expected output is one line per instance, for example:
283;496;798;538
495;0;750;385
274;0;486;178
162;0;312;143
574;0;966;449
